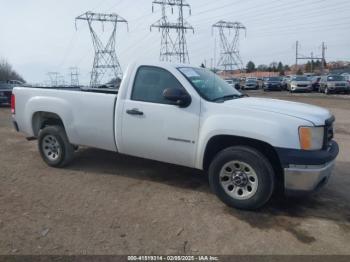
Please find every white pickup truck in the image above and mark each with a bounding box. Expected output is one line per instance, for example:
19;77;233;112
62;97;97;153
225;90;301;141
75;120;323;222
11;62;339;210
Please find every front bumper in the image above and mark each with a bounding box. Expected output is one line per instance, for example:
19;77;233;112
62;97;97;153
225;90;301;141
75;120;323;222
291;86;312;91
284;161;335;195
276;141;339;195
265;84;282;90
328;86;349;92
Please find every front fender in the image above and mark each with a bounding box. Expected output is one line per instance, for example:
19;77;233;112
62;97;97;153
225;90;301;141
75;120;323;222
195;114;307;170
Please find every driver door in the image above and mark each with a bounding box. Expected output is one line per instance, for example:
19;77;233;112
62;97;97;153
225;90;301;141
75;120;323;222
121;66;200;168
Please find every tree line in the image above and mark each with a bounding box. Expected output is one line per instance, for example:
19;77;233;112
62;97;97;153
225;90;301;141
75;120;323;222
246;61;291;75
0;58;25;82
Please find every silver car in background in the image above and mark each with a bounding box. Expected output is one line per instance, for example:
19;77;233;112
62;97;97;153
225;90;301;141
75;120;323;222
319;75;350;94
287;76;312;93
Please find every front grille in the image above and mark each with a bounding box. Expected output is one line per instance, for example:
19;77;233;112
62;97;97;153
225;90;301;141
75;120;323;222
297;84;308;87
335;83;346;87
323;116;335;149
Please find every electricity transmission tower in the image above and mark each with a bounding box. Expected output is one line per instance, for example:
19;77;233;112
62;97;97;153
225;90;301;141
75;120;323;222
151;0;194;64
47;72;59;87
212;21;246;72
75;12;128;88
295;41;327;74
69;67;80;87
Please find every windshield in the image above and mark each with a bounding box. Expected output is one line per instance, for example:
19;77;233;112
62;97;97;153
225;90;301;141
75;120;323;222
292;76;309;81
266;77;281;82
327;75;345;81
178;67;241;102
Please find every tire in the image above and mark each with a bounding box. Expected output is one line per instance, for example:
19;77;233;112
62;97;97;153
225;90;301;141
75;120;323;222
208;146;275;210
38;125;74;167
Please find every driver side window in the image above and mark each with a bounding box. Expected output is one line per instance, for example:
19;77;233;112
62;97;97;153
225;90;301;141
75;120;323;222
131;66;185;104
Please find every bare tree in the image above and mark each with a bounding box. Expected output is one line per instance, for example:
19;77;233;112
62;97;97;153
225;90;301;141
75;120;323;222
0;58;25;82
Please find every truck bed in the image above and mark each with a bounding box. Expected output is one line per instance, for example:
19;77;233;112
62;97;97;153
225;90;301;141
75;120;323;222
13;86;118;152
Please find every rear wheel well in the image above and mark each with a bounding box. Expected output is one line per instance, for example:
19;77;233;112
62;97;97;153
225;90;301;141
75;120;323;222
32;112;65;137
203;135;283;187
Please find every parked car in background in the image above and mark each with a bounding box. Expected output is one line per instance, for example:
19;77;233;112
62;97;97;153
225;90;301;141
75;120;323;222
0;80;25;105
319;75;350;94
242;79;259;90
281;76;291;90
225;78;241;90
287;76;312;93
341;73;350;84
262;77;283;91
310;76;321;92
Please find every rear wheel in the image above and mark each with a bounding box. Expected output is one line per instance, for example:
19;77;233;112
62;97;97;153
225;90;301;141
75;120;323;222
38;125;74;167
208;146;275;210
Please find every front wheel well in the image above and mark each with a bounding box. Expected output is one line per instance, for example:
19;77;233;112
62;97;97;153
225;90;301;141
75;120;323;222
32;112;65;137
203;135;283;186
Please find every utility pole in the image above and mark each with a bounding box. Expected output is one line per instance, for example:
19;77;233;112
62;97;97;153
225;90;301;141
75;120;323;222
295;40;299;67
151;0;194;64
212;21;246;73
75;12;128;88
295;41;327;75
321;42;327;75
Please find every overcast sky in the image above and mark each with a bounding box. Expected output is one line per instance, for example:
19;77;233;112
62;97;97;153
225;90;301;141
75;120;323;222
0;0;349;84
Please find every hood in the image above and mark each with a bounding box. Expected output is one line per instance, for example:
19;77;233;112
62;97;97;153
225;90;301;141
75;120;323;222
222;97;331;126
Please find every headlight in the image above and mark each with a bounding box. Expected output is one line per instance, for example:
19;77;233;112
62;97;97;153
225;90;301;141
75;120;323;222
299;126;324;150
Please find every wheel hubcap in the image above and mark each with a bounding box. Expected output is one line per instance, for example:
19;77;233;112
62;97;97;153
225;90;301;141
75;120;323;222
219;161;258;200
42;135;61;161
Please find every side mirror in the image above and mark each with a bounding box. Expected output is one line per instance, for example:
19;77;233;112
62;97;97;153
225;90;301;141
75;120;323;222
163;88;192;108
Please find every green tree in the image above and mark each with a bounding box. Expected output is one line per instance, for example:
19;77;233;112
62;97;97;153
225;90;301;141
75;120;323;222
284;65;291;72
246;61;256;73
277;62;283;72
257;64;268;71
270;62;278;72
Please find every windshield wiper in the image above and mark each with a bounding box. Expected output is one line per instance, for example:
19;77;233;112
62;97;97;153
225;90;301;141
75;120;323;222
211;94;247;102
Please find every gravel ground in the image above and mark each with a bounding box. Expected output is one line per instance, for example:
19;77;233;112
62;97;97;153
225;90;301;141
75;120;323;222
0;91;350;255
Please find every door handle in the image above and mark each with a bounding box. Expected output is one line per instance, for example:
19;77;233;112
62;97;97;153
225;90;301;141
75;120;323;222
126;109;144;116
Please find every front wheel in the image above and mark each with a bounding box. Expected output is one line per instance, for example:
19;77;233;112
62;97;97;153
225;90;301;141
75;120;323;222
208;146;275;210
38;125;75;167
